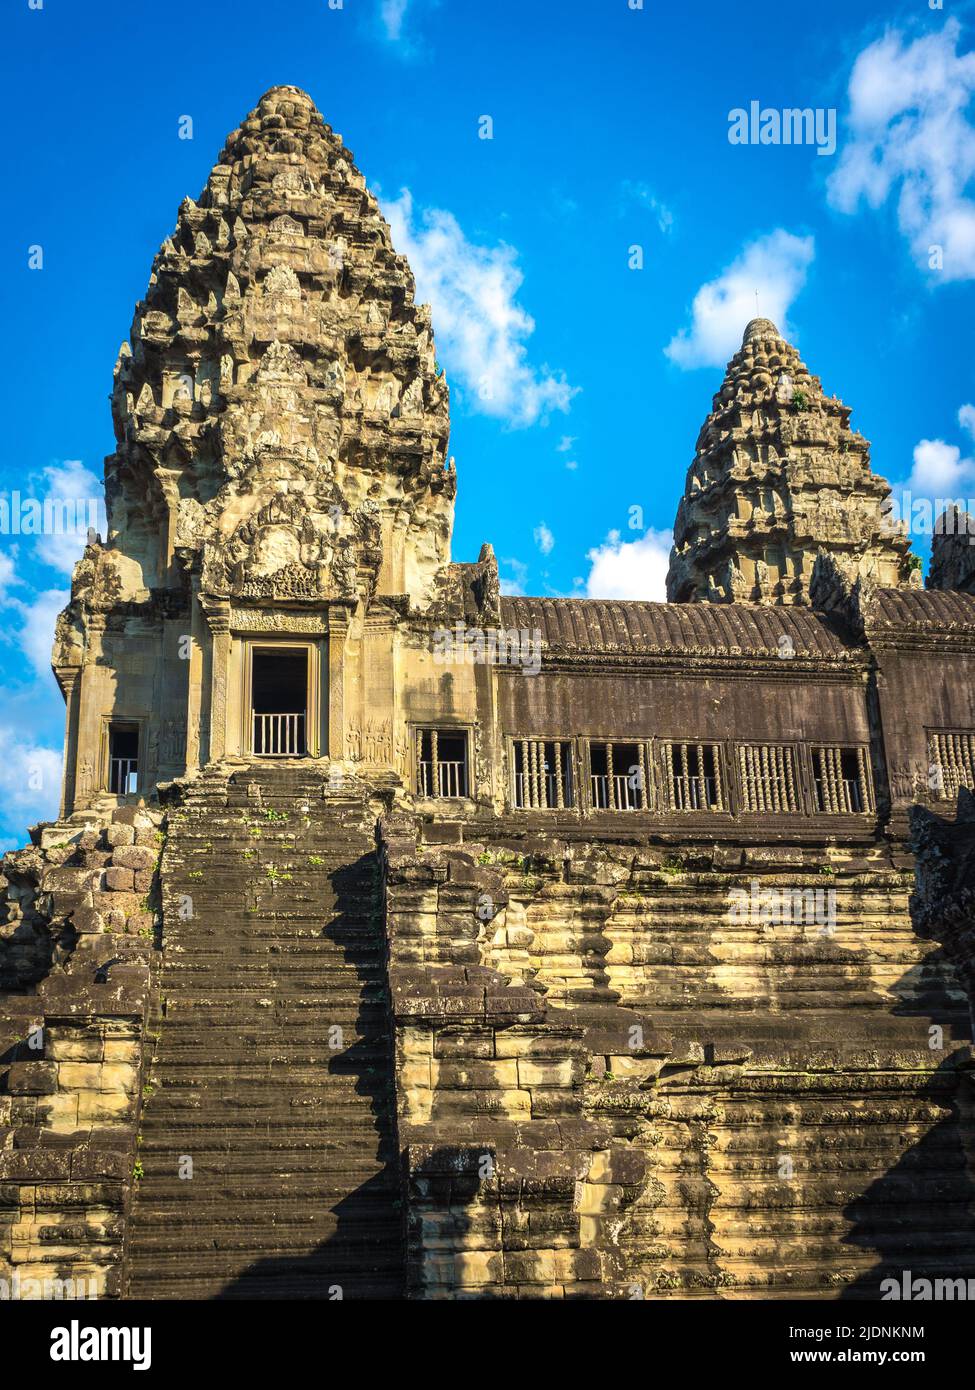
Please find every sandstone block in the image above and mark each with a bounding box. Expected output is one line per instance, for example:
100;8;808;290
110;845;156;872
103;824;135;848
6;1062;57;1095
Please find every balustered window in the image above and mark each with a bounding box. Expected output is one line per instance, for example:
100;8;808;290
928;730;975;800
511;739;575;809
737;743;802;813
250;646;308;757
416;729;469;799
661;741;724;811
108;724;139;795
812;746;871;813
587;741;649;811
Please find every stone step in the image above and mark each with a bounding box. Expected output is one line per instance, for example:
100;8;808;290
127;786;403;1299
160;944;384;962
150;1053;389;1072
143;1089;394;1115
154;1011;388;1031
128;1266;402;1300
128;1227;404;1257
130;1179;401;1213
129;1167;395;1200
137;1135;399;1163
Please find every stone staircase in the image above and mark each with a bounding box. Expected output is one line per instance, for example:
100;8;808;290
125;763;404;1299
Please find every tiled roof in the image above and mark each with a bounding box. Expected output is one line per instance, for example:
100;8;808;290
499;597;851;658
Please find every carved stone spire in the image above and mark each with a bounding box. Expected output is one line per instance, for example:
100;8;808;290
928;507;975;594
666;318;917;605
103;84;454;611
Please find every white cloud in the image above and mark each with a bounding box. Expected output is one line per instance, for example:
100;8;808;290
565;459;578;471
12;587;69;680
621;181;674;233
556;435;575;453
499;557;528;597
382;188;578;427
908;438;974;495
0;724;61;827
32;460;105;576
379;0;409;41
900;405;975;496
0;551;22;601
584;527;673;601
533;522;554;555
665;230;814;369
828;20;975;281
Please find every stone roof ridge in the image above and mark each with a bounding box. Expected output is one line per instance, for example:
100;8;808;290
499;593;855;657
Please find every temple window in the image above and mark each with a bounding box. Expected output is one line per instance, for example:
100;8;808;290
587;741;649;811
737;743;802;813
511;740;574;809
812;746;871;813
251;646;308;757
661;741;724;811
108;724;140;795
927;731;975;800
416;729;469;798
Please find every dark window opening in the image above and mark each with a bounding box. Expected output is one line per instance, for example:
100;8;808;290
927;731;975;801
813;746;866;813
589;741;647;811
252;648;307;756
667;742;722;811
512;740;574;809
417;729;468;798
108;725;139;795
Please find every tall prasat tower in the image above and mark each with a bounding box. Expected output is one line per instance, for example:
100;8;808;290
666;317;917;604
53;85;458;814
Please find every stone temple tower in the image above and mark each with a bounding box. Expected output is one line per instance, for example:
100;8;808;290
666;317;916;604
52;86;457;814
6;86;975;1305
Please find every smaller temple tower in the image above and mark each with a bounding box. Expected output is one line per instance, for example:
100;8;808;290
928;507;975;594
666;317;916;605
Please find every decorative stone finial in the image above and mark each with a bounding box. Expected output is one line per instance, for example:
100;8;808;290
742;317;780;344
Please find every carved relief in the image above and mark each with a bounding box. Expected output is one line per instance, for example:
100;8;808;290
160;717;187;764
202;489;382;605
361;719;392;765
263;265;301;300
230;608;328;634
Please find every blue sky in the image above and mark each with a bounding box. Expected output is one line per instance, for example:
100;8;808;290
2;0;974;843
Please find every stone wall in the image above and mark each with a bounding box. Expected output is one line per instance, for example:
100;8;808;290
0;807;160;1299
380;812;975;1297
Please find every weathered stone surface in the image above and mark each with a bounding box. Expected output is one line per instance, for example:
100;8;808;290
1;83;974;1305
667;317;917;605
